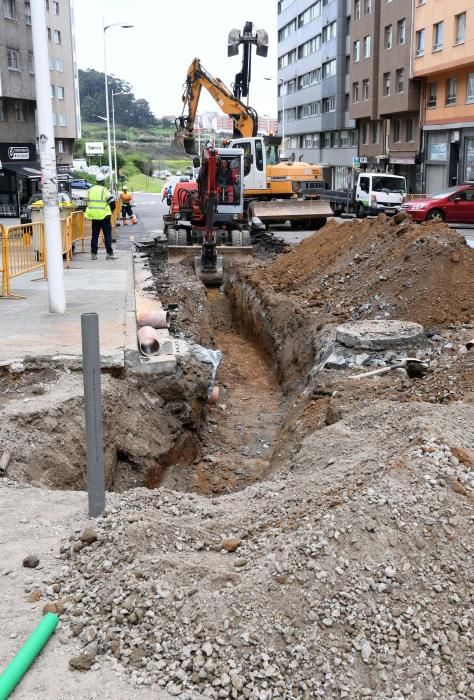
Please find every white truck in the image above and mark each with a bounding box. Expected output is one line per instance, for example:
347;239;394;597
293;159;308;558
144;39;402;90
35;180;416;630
321;172;407;218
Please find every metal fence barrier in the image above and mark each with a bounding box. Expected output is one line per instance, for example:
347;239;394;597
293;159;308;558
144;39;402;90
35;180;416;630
1;202;121;298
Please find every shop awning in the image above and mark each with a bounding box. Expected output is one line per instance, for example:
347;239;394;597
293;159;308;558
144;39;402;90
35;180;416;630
2;163;42;178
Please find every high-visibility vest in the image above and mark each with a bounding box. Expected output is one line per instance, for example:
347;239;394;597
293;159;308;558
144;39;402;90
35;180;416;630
85;185;111;220
120;192;132;204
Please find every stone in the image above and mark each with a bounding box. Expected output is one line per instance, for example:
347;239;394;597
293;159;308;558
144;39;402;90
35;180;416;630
80;527;98;545
221;537;242;553
69;654;94;672
336;320;424;351
202;641;213;656
42;600;65;615
26;589;42;603
23;555;39;569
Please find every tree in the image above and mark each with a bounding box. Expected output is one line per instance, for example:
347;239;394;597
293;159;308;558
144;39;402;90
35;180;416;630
78;69;157;127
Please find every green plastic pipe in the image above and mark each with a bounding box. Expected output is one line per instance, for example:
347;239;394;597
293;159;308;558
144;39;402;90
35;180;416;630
0;613;59;700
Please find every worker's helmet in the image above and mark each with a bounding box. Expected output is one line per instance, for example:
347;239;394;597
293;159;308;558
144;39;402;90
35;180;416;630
96;172;105;183
123;185;128;190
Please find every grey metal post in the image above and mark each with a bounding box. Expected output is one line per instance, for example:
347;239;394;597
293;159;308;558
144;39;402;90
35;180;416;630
81;313;105;517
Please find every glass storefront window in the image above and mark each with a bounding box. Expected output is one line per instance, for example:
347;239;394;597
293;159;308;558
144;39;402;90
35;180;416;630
465;137;474;182
427;132;448;161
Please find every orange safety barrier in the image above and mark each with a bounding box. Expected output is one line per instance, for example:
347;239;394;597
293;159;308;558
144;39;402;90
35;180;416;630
1;222;46;298
67;201;119;253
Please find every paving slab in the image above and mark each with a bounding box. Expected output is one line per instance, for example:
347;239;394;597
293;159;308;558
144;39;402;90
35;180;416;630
0;251;134;368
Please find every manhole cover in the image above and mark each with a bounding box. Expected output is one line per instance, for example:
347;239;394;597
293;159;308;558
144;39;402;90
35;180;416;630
336;320;424;350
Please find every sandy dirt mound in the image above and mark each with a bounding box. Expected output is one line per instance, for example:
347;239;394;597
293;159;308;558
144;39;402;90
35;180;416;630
251;216;474;328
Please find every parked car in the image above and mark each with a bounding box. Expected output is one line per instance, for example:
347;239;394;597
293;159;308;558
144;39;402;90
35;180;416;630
402;184;474;223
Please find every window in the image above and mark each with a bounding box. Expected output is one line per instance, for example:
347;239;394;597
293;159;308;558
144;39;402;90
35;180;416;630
47;27;51;40
416;29;425;56
48;56;54;70
52;0;59;13
363;35;371;58
50;84;55;98
59;113;66;126
53;29;61;44
352;81;359;102
278;49;296;68
298;1;321;27
28;52;34;73
427;82;437;108
57;139;64;153
14;101;24;121
3;0;16;19
455;12;466;44
397;18;406;45
353;40;360;62
364;0;371;14
433;22;443;51
373;121;381;144
285;108;296;121
322;59;336;78
7;48;20;70
323;132;331;148
299;101;320;118
467;73;474;104
55;57;63;72
0;100;6;121
362;123;370;144
255;139;264;171
52;111;57;126
393;120;401;143
298;68;321;88
340;130;349;146
278;0;295;12
354;0;360;20
396;68;404;93
322;21;336;43
298;35;321;58
383;72;390;96
278;19;297;42
446;78;456;105
362;79;369;100
25;0;31;23
384;25;392;49
407;118;414;143
322;96;335;112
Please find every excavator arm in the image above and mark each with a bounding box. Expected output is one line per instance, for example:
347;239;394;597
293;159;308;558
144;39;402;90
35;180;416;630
176;58;258;155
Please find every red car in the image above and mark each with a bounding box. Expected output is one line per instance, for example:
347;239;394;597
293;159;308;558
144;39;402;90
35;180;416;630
402;184;474;223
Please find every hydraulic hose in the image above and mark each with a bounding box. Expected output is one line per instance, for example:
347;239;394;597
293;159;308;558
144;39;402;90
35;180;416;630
0;613;59;699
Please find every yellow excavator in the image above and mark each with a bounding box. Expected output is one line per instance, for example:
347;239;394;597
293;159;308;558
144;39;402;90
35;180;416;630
176;58;332;229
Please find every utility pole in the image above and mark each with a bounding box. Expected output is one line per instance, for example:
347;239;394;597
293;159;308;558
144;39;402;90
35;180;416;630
31;0;66;314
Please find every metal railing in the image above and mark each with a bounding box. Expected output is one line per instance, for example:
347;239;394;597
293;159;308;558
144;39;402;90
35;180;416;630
1;223;46;298
1;203;120;298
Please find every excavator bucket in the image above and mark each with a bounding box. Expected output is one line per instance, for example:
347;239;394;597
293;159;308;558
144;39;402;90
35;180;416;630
183;137;197;156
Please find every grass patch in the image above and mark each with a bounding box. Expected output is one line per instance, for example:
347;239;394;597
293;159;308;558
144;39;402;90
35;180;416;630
125;173;165;193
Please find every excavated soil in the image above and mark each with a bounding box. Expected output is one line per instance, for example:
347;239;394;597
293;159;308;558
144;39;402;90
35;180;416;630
1;218;473;699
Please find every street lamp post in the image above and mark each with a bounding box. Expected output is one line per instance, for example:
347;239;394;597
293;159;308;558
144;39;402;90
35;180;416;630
103;21;133;193
263;113;270;135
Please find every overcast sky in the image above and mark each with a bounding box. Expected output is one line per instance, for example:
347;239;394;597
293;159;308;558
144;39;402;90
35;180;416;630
73;0;278;120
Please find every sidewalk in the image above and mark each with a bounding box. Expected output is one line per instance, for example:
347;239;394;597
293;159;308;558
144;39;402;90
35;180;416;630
0;249;136;368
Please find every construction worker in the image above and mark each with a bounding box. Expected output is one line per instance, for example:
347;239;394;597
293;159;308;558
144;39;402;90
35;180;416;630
84;173;117;260
119;185;134;225
217;159;235;203
162;182;173;206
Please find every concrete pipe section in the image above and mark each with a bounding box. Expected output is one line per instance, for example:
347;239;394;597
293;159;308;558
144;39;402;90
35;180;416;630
137;326;160;356
137;309;170;329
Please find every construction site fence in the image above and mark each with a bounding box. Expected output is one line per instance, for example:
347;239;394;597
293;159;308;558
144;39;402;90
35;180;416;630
1;200;120;299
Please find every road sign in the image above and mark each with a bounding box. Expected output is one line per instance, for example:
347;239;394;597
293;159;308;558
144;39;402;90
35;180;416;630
359;156;368;164
352;156;360;169
85;142;104;156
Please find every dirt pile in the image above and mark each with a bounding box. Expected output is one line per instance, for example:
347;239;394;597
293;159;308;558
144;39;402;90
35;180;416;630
250;216;474;328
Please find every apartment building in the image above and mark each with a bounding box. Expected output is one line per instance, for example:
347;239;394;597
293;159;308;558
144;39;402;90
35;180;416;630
349;0;421;192
0;0;79;215
413;1;474;192
277;0;357;188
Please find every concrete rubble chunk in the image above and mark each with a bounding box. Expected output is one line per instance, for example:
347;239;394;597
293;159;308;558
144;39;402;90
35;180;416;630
336;320;424;351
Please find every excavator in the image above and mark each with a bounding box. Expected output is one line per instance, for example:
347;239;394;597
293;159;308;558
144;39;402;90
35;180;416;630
175;58;332;229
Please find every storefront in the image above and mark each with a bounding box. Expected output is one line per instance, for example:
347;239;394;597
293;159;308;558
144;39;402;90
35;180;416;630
0;143;41;217
389;156;417;194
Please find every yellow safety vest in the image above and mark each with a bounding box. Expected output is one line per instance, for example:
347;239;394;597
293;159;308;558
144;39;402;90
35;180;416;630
85;185;111;220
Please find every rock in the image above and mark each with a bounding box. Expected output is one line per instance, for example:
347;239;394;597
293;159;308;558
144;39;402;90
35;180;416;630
22;555;39;569
325;400;342;426
336;319;424;351
201;641;213;656
451;252;460;263
71;623;84;637
8;361;25;374
324;353;347;370
42;600;65;615
361;641;372;663
69;654;94;672
393;211;409;224
221;537;242;553
26;589;42;603
80;527;98;545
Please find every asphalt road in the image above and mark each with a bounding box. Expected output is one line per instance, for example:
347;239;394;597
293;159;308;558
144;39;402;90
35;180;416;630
125;192;474;249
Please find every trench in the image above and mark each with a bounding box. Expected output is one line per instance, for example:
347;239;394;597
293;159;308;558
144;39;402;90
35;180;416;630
159;287;284;494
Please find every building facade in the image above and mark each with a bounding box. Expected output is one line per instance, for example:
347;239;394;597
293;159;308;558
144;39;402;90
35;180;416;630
277;0;357;188
349;0;421;193
0;0;79;215
413;1;474;193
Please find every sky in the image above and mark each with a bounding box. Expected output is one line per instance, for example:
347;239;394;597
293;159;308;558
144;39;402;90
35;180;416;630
73;0;278;120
